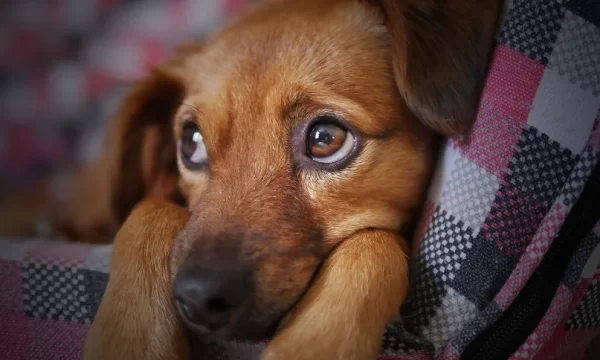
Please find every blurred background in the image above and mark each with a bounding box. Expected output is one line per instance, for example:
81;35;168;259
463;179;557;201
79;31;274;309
0;0;247;195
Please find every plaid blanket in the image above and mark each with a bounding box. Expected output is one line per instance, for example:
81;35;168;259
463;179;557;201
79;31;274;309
0;0;246;190
0;239;110;359
2;0;600;359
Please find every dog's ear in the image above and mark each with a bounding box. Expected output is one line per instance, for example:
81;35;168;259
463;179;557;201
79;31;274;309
377;0;501;136
108;41;201;223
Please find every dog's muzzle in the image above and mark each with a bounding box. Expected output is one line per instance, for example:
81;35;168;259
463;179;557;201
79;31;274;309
173;266;253;334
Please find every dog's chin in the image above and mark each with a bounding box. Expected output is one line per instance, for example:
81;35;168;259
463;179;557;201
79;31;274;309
181;308;283;343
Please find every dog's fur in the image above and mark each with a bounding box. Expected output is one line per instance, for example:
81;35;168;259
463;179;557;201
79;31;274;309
55;0;499;358
0;158;116;243
84;200;190;360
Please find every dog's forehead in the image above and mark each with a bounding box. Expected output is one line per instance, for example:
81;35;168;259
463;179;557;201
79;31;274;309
180;0;407;144
186;0;389;100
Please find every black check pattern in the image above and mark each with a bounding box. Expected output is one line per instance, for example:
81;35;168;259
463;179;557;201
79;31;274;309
561;147;599;207
567;279;600;329
21;262;108;324
402;207;474;330
566;0;600;28
481;126;578;257
499;0;566;64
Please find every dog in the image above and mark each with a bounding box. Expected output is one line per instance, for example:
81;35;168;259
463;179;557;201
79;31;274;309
79;0;501;358
0;157;116;243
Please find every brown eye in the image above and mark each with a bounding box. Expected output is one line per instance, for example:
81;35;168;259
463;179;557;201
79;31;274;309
179;121;207;170
307;121;355;164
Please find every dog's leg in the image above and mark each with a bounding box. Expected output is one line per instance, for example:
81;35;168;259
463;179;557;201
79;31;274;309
262;229;408;360
83;199;190;360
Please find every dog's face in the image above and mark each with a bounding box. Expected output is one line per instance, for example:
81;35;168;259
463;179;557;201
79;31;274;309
109;0;499;341
170;0;434;339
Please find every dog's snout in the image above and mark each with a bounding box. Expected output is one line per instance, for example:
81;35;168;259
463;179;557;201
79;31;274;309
173;268;252;332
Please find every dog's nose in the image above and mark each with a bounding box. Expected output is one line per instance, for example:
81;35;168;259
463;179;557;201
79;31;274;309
173;268;252;331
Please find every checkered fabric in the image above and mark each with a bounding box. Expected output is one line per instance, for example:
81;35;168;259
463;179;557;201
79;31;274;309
387;0;600;359
0;239;110;359
1;0;600;359
0;0;246;190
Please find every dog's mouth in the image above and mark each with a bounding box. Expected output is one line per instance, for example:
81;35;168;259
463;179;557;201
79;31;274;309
175;298;283;342
173;259;327;342
169;222;328;342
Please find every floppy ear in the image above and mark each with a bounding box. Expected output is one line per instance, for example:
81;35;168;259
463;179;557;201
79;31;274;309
378;0;501;136
108;42;202;224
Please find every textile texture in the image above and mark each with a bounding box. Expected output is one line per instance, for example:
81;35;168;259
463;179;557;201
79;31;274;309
0;0;245;190
2;0;600;359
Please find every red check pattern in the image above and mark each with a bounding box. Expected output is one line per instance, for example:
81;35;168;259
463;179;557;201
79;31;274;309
2;0;600;359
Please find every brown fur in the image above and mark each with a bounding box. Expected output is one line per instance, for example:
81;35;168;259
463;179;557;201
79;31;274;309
0;182;51;238
0;158;116;243
84;200;190;360
262;230;409;360
79;0;501;358
380;0;500;135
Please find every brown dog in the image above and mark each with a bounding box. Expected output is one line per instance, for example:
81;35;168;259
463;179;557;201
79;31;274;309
0;157;116;244
84;0;500;359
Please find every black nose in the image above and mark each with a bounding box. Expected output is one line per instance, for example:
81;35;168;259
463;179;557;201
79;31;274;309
173;268;252;331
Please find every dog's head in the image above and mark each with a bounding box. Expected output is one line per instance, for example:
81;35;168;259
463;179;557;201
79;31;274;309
109;0;499;341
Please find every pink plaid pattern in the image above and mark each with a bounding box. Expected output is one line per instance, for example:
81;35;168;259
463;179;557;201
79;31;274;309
533;271;597;360
395;1;600;359
510;285;572;360
0;0;235;189
0;261;24;313
2;0;600;359
0;238;111;359
0;313;34;359
23;241;94;268
495;203;568;308
536;329;598;360
457;45;542;178
27;320;88;360
480;46;545;123
591;118;600;153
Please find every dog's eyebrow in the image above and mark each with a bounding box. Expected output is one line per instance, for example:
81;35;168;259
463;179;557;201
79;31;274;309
279;92;310;122
181;102;200;113
281;93;397;139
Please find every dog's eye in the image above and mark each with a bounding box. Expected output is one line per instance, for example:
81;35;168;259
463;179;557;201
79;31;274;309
179;121;207;170
307;121;355;164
